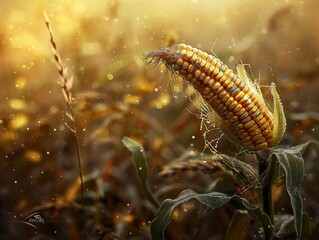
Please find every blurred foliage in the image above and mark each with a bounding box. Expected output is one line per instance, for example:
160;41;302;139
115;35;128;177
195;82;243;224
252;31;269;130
0;0;319;239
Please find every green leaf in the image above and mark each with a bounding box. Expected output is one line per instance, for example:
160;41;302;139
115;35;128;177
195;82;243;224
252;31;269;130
122;136;159;208
272;141;319;239
226;210;251;240
273;148;304;239
151;189;273;240
274;214;295;238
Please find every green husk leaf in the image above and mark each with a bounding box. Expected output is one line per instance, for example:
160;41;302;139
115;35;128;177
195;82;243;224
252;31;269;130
122;136;160;208
236;64;268;109
151;189;273;240
270;82;286;147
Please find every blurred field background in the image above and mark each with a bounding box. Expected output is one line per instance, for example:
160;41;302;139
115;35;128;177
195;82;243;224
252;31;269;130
1;0;319;239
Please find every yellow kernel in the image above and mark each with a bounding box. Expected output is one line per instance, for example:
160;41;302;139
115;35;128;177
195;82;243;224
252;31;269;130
246;102;255;111
255;113;264;122
205;91;214;100
229;115;238;122
186;45;193;51
185;73;193;81
242;85;249;94
219;105;228;113
242;115;252;123
176;58;183;66
234;123;244;131
235;91;245;101
215;85;224;94
212;67;219;77
252;109;261;117
225;96;234;106
200;59;208;69
186;51;194;59
187;64;195;73
208;79;215;86
221;93;230;103
178;43;187;50
211;58;217;66
212;98;222;108
202;87;211;95
239;112;249;120
257;117;267;126
234;78;241;86
250;128;262;136
179;69;187;76
236;108;246;116
238;94;250;104
241;136;252;143
260;121;270;130
247;124;259;132
228;101;237;111
236;128;246;134
215;71;224;80
207;65;216;74
224;68;231;76
244;120;255;129
218;90;227;98
180;49;187;56
249;105;258;114
212;82;221;91
204;76;211;84
262;129;272;136
191;54;198;62
201;52;208;59
192;48;199;54
233;104;242;113
265;131;273;139
225;112;234;119
195;57;202;65
199;72;206;81
226;81;235;90
219;75;228;84
222;78;231;87
182;61;189;70
220;65;226;72
215;61;222;69
190;78;198;84
228;72;234;79
252;134;263;141
194;70;201;78
203;62;211;72
256;142;268;149
238;132;249;138
254;137;266;145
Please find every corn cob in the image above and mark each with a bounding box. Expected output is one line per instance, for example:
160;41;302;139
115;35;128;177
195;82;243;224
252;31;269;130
145;43;286;150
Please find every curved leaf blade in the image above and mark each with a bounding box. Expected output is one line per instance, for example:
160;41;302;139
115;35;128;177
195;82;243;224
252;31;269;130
151;189;273;240
273;140;319;239
122;136;160;208
273;147;304;239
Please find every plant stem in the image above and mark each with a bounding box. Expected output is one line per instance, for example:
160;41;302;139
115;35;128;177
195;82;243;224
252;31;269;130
258;158;273;223
257;150;275;240
70;110;85;210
